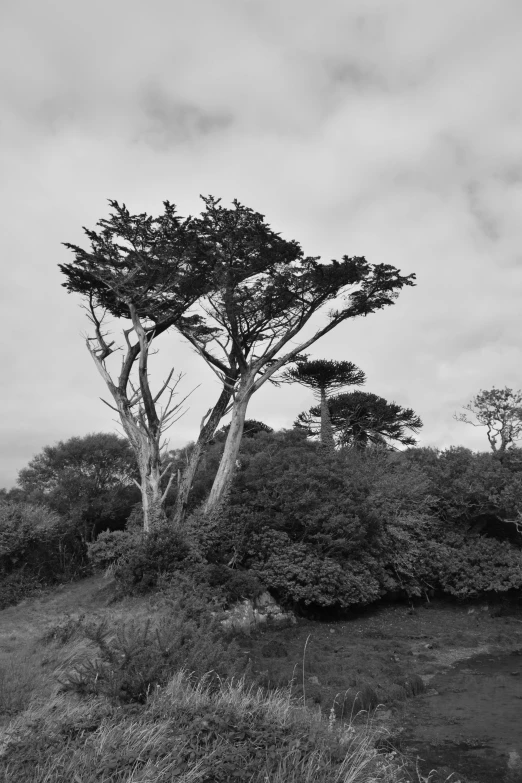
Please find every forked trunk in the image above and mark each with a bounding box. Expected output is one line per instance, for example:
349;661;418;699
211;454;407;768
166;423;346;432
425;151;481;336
204;387;251;517
117;411;167;533
320;388;335;452
135;440;166;532
172;386;233;524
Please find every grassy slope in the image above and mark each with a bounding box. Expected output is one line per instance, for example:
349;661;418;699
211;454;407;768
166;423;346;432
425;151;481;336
1;575;522;782
0;575;413;783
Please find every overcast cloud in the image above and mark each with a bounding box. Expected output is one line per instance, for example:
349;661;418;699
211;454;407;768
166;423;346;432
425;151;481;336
1;0;522;487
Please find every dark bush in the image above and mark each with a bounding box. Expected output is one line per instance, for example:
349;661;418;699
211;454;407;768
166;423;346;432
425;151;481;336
88;522;201;594
0;501;88;608
206;564;265;605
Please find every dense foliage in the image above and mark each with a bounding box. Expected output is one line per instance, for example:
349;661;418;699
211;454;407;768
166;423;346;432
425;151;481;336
17;433;140;540
185;429;522;610
3;423;522;613
0;501;88;608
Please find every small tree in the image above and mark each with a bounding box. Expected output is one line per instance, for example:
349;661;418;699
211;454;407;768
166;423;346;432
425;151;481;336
279;359;366;450
297;390;423;450
60;200;213;531
17;433;139;539
455;387;522;462
177;197;415;516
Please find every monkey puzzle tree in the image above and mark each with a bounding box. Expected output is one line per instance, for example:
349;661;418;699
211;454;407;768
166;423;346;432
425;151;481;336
297;390;423;450
177;197;416;517
279;359;366;450
455;387;522;462
60;200;215;531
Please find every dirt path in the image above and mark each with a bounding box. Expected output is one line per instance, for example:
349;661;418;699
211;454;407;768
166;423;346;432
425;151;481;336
0;575;115;665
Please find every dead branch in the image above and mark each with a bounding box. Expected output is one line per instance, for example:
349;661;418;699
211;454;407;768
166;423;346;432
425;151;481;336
153;368;178;404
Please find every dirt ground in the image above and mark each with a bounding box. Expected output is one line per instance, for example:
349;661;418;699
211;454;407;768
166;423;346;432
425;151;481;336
239;596;522;712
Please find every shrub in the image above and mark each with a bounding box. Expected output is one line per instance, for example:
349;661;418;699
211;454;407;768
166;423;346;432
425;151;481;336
206;564;265;605
87;528;140;572
405;446;522;544
58;607;245;704
247;530;383;609
0;501;88;608
379;512;522;600
87;522;201;594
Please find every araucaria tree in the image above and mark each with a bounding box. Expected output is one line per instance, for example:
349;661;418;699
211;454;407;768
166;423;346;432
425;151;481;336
178;197;415;516
455;387;522;462
297;390;423;450
60;201;214;531
279;359;366;450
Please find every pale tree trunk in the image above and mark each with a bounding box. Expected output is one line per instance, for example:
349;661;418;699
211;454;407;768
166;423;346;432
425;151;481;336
119;418;167;532
319;388;336;452
85;302;182;535
204;382;251;517
172;385;233;524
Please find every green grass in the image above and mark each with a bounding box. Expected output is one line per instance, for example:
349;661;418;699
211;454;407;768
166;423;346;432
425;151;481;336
5;574;517;783
0;669;415;783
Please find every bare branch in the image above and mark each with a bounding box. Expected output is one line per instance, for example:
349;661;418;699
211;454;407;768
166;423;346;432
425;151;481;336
99;397;119;413
152;368;176;404
161;470;176;504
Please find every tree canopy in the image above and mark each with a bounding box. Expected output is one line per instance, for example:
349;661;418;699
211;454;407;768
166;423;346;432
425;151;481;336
176;196;415;514
17;433;140;538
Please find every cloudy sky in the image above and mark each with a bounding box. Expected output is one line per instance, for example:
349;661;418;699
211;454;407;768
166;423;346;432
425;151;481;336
1;0;522;488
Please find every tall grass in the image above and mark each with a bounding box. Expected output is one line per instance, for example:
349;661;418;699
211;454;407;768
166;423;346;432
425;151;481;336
0;668;414;783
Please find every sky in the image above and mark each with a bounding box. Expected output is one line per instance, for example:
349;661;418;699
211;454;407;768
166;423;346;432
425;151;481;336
1;0;522;488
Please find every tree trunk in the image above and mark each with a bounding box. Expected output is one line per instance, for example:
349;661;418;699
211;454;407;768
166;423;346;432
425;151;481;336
172;385;233;524
204;384;251;518
135;439;166;532
320;388;336;452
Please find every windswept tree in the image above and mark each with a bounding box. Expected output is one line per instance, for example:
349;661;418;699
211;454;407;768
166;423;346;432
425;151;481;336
297;390;423;450
177;197;415;516
61;197;303;527
455;387;522;462
60;200;215;531
279;359;366;450
170;200;302;522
